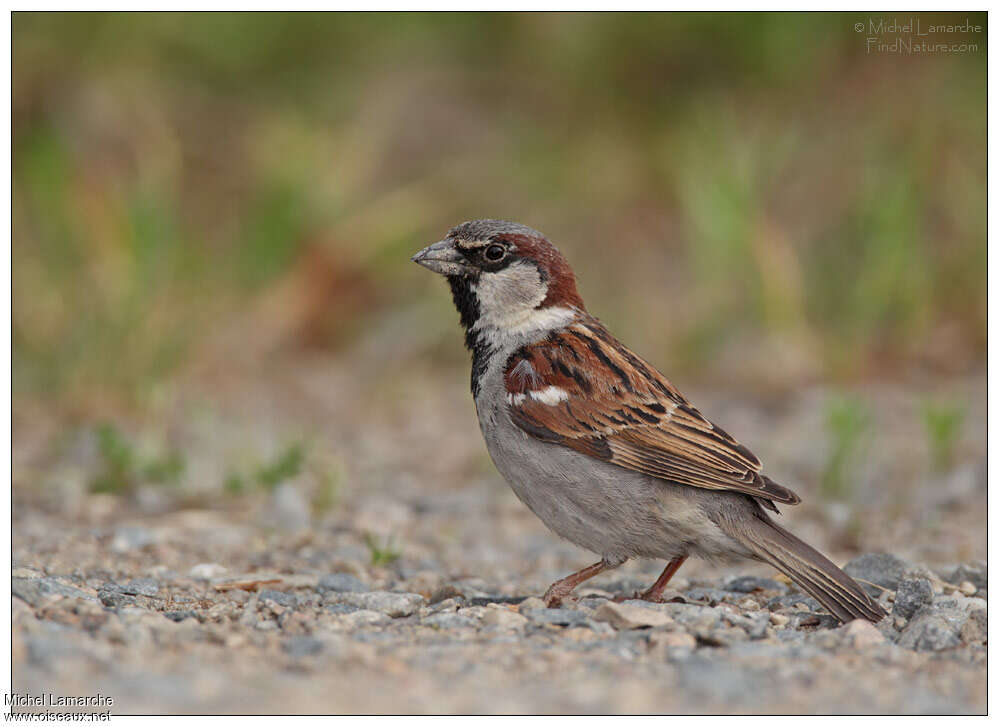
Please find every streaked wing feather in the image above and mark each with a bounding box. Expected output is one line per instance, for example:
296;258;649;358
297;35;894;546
504;320;801;506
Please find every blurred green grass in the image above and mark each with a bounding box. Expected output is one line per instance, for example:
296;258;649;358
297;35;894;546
13;12;986;411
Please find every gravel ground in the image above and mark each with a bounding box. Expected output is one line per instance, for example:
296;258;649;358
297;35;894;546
12;357;986;714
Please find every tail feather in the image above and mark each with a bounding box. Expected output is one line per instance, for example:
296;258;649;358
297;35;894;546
726;514;887;623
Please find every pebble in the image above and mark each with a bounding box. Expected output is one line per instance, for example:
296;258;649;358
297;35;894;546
959;581;977;596
120;578;160;597
594;601;674;630
945;562;987;591
840;619;886;648
893;577;934;620
317;573;369;594
422;612;477;630
282;636;324;658
522;608;591;628
960;609;987;645
725;576;785;594
649;631;697;650
337;610;391;628
481;608;528;630
898;613;964;651
843;553;912;595
259;589;298;609
12;577;96;607
323;591;425;618
517;597;546;613
769;612;789;627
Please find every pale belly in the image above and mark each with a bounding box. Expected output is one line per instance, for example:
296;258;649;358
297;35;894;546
477;403;750;562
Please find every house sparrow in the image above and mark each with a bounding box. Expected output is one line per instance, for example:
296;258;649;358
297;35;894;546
413;219;886;623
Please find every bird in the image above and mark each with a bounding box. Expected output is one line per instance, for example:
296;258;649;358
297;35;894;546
412;219;886;623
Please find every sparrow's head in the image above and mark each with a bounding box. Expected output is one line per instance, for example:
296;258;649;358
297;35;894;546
412;219;585;340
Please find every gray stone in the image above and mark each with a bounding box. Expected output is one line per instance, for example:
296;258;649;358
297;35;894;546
317;573;369;594
258;589;298;608
898;612;964;651
960;609;987;644
325;603;360;615
724;576;786;594
163;610;198;623
766;593;822;613
97;583;136;610
893;577;934;620
843;553;912;595
282;636;324;658
522;608;591;627
120;578;160;597
12;577;96;607
422;612;478;629
787;612;840;630
661;602;725;628
594;601;675;629
323;591;424;618
944;562;987;591
684;587;733;605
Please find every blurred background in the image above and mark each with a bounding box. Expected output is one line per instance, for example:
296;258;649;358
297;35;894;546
13;11;986;565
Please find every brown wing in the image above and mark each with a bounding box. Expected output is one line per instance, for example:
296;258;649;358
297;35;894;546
504;319;800;507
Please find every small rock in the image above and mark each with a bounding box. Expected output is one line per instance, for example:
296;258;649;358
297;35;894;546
898;612;963;651
163;610;198;623
944;562;987;591
339;610;391;628
522;608;590;627
323;591;424;618
317;573;369;594
517;597;546;613
843;553;912;595
766;593;822;613
189;563;228;580
12;577;96;607
769;612;789;627
324;603;360;615
840;619;886;648
725;576;785;594
283;636;324;658
892;577;934;620
738;598;760;611
110;526;155;554
482;608;528;629
594;601;675;630
120;578;159;597
422;612;477;629
259;589;298;609
787;612;839;630
649;631;696;650
959;609;987;644
959;581;977;596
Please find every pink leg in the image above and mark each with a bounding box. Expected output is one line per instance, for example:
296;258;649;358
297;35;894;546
615;555;688;603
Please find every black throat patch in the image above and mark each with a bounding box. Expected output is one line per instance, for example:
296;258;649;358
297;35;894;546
447;276;492;397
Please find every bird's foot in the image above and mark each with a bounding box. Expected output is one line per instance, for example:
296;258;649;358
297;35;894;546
613;588;670;604
542;585;577;608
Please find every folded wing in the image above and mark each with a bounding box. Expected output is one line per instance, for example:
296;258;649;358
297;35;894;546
504;319;800;509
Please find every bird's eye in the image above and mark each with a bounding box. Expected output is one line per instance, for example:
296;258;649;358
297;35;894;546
484;244;506;262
